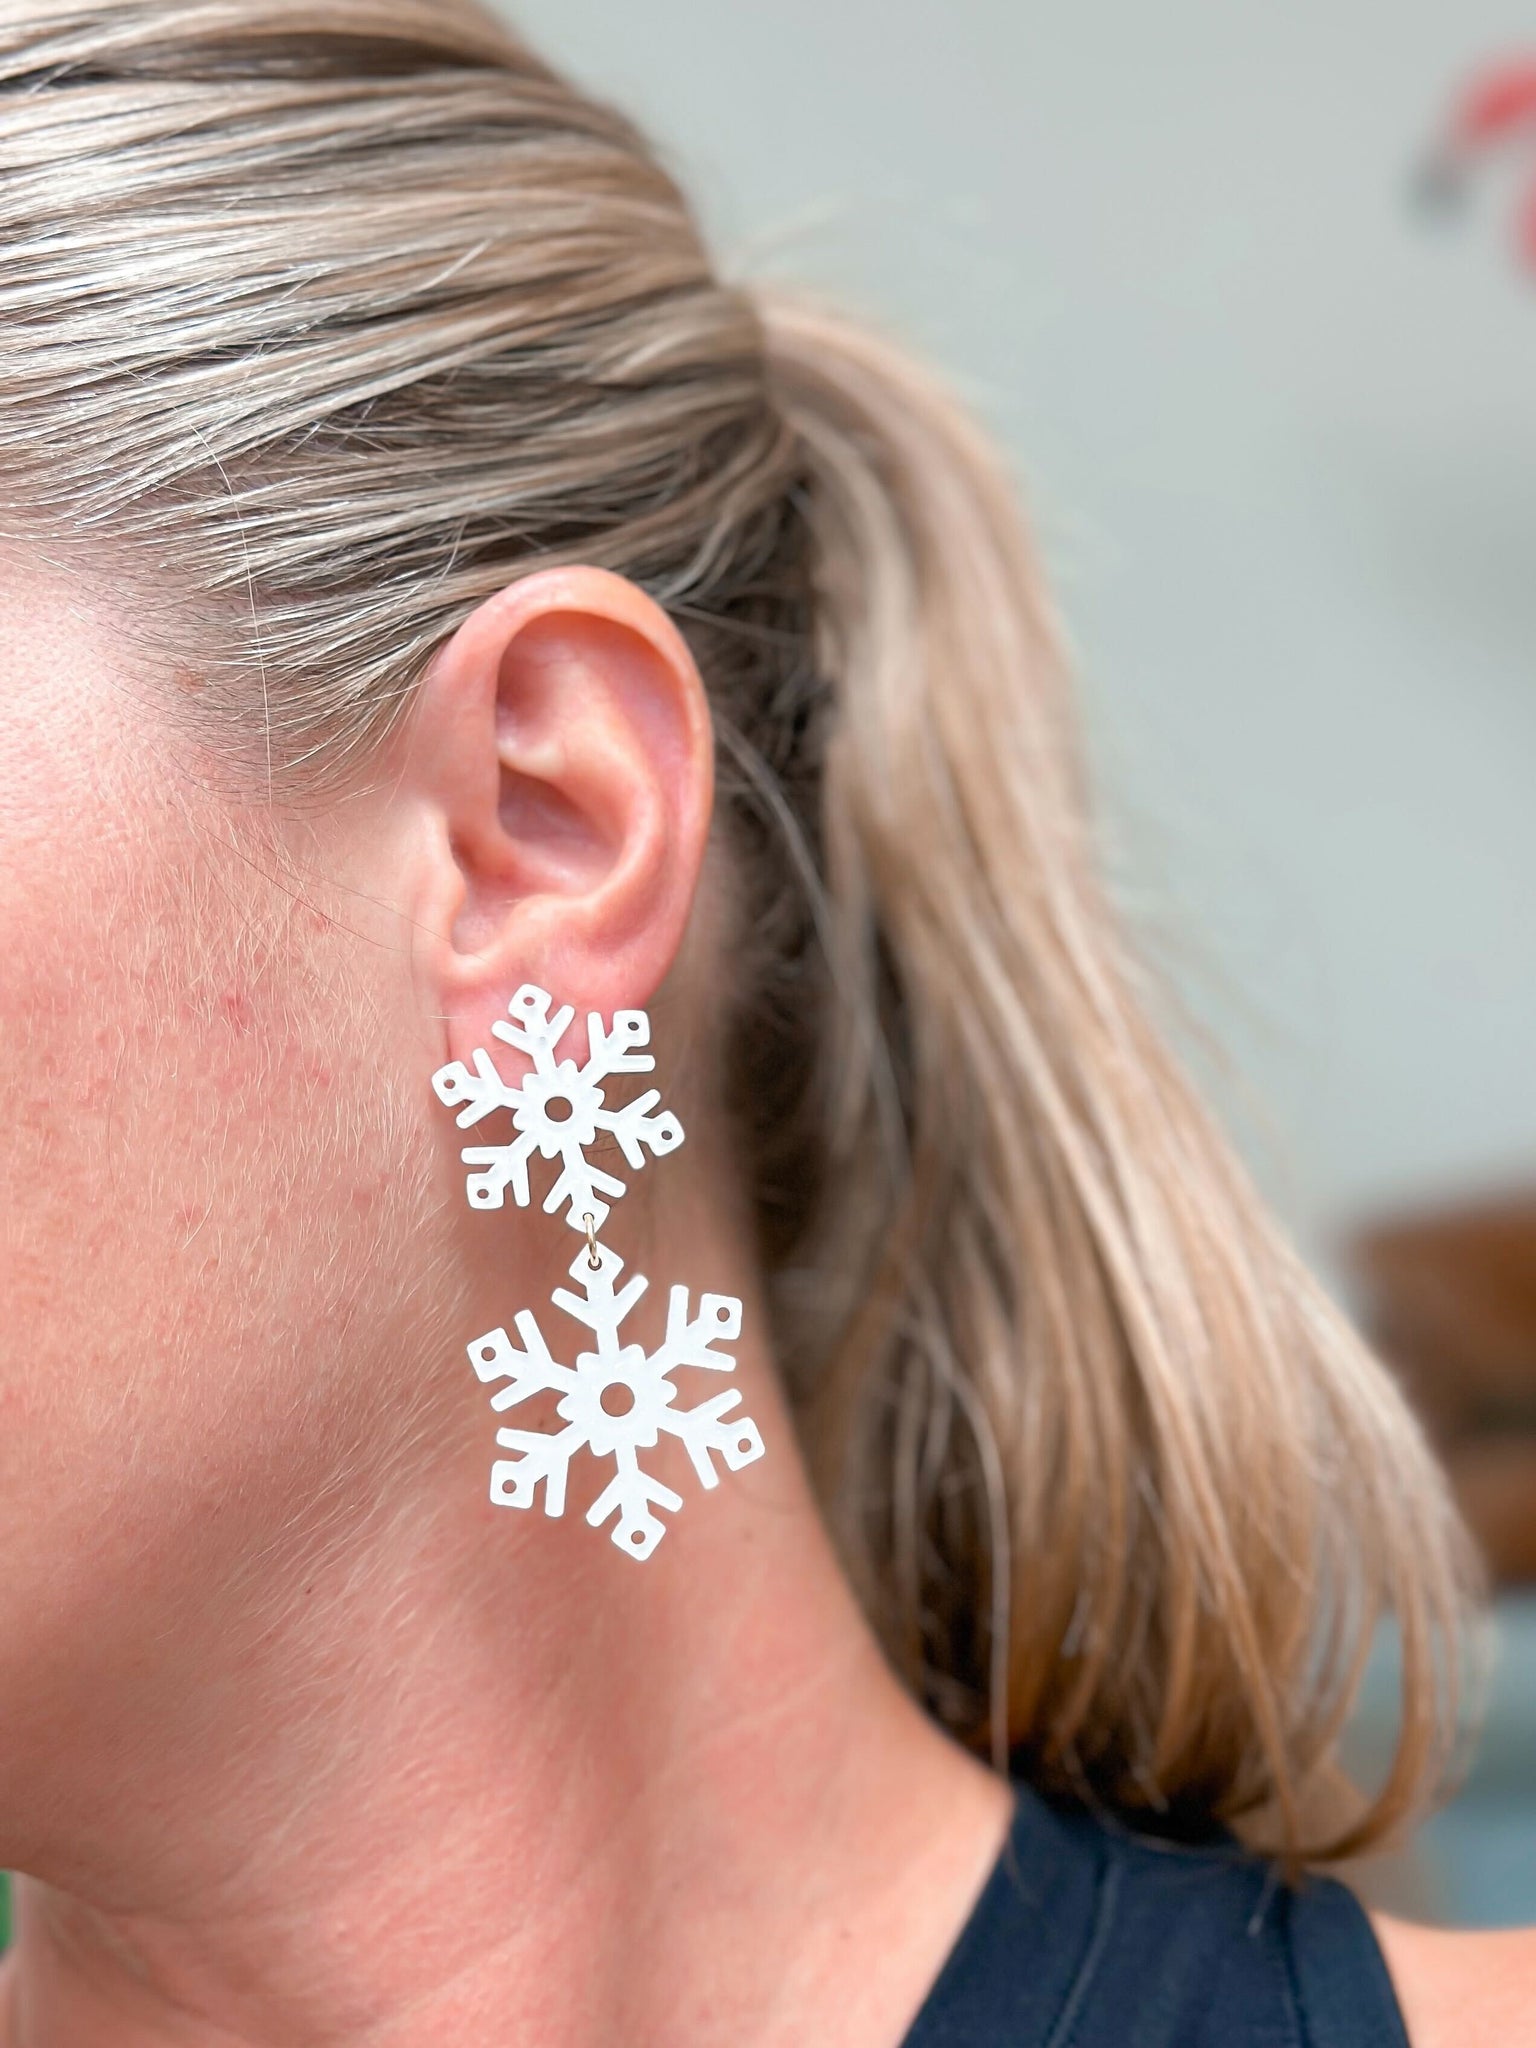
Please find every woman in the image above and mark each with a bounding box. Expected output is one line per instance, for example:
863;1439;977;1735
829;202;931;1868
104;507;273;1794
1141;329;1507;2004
0;3;1527;2042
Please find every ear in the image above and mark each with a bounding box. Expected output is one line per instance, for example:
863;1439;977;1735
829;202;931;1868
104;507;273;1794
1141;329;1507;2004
403;566;714;1066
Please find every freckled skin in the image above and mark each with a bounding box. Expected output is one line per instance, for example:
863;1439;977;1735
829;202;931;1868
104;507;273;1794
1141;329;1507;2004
0;563;461;1868
0;557;1023;2048
217;987;255;1032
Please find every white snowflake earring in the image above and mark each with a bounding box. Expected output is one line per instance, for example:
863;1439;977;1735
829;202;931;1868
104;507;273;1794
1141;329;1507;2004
432;985;766;1561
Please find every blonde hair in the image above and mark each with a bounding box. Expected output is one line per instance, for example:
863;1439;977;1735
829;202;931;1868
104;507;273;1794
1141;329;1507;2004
0;0;1480;1859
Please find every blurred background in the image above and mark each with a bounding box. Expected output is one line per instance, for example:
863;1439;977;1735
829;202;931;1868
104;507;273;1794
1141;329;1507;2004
503;0;1536;1925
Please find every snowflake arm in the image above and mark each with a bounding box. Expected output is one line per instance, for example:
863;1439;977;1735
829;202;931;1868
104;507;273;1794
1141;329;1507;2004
586;1445;684;1561
657;1389;765;1492
430;1047;520;1129
550;1243;647;1357
651;1285;743;1374
459;1135;536;1212
541;1155;627;1235
595;1088;684;1173
491;1422;586;1518
489;987;574;1070
583;1009;655;1081
466;1310;577;1412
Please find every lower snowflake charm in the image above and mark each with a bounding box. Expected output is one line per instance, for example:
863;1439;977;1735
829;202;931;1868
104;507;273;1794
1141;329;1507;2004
469;1241;766;1560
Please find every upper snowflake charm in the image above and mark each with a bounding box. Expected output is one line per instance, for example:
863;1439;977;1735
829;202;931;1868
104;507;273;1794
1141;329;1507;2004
470;1241;765;1559
431;984;684;1232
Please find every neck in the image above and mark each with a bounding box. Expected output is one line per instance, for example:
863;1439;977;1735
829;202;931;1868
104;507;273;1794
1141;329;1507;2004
0;1245;1011;2048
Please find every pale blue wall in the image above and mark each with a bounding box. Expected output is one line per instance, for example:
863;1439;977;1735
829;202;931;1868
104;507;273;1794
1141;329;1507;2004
504;0;1536;1261
501;0;1536;1928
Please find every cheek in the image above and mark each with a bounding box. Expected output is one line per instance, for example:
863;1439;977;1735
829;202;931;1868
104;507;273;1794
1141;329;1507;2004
0;759;433;1675
0;584;444;1789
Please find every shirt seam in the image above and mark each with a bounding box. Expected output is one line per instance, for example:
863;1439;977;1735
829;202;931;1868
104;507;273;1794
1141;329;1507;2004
1040;1854;1123;2048
1278;1886;1309;2048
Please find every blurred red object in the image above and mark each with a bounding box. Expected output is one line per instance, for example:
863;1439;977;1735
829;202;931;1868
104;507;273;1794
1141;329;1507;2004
1446;59;1536;150
1420;55;1536;269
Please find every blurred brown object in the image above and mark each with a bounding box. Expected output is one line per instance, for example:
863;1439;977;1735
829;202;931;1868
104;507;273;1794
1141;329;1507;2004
1347;1190;1536;1584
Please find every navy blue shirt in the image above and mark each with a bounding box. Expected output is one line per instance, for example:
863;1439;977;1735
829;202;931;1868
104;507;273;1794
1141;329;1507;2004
901;1785;1411;2047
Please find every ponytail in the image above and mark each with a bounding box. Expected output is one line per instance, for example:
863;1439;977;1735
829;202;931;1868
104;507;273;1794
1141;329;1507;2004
0;0;1473;1863
751;292;1478;1858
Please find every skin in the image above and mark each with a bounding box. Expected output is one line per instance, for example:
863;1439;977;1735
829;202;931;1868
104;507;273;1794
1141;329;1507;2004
0;556;1011;2048
0;549;1524;2045
1374;1921;1536;2048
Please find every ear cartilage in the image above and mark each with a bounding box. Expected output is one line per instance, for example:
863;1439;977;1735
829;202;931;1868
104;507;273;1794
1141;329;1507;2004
433;984;764;1558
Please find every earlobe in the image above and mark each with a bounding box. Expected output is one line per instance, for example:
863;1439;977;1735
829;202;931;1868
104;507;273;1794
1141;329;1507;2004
404;567;714;1064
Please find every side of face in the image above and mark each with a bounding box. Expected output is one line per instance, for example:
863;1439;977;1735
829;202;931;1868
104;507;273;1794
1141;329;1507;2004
0;556;722;1855
0;563;457;1836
